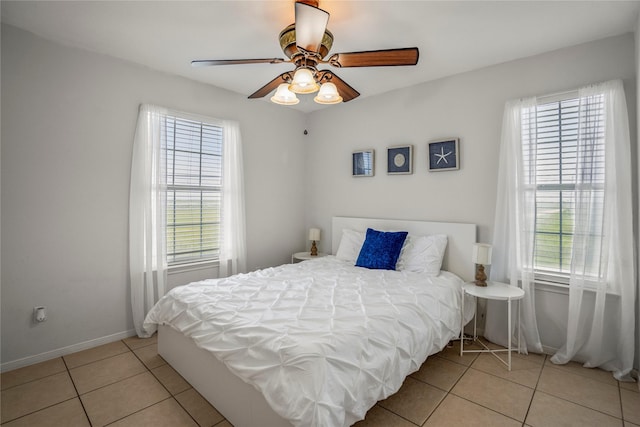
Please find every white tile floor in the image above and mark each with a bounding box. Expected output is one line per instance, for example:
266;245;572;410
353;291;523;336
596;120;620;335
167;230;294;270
1;335;639;426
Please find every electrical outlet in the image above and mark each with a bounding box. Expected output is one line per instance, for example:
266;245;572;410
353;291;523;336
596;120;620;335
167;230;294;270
34;306;47;323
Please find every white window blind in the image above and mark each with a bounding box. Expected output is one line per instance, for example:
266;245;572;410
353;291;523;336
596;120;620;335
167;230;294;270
165;116;222;264
524;95;605;278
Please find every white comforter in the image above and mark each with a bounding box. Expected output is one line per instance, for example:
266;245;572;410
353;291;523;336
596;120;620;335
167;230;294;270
144;256;470;427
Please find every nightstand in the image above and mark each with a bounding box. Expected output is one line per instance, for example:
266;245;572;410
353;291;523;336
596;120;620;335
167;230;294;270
291;252;328;263
460;281;525;371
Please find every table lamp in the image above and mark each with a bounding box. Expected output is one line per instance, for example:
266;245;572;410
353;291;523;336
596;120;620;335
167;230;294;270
472;243;492;286
309;228;320;256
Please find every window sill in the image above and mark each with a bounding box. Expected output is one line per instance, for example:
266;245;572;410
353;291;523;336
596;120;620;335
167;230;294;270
168;259;219;275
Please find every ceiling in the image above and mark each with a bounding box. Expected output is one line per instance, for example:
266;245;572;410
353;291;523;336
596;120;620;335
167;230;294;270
2;1;639;113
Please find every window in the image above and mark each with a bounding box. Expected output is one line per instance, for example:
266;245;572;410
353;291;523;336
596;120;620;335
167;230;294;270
130;104;246;334
524;95;605;279
165;115;222;264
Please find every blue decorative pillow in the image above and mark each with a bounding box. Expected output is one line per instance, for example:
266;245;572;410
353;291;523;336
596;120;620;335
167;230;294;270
355;228;409;270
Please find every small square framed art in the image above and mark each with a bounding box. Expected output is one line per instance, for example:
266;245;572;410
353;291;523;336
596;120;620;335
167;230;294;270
428;138;459;171
387;145;413;175
352;149;375;177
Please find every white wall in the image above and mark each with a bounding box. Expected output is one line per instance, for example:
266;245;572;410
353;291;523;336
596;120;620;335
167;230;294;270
305;34;637;356
1;24;307;367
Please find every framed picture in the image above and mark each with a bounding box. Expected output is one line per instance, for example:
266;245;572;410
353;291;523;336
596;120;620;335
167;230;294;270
428;138;459;171
352;149;375;177
387;145;413;175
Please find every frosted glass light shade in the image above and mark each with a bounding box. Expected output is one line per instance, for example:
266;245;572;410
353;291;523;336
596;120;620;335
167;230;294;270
314;82;343;104
472;243;492;265
289;68;319;94
309;228;321;241
271;83;299;105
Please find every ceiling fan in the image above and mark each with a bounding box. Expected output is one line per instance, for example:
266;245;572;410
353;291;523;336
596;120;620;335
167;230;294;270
191;0;419;105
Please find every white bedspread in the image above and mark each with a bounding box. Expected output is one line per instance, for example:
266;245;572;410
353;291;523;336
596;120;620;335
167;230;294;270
144;256;471;427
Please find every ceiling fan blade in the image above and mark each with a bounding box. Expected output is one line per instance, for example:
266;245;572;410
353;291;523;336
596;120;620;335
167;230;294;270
318;71;360;102
191;58;287;67
248;72;294;99
327;47;419;68
295;2;329;53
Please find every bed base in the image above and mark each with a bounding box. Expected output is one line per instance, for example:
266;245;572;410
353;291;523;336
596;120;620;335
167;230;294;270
158;324;290;427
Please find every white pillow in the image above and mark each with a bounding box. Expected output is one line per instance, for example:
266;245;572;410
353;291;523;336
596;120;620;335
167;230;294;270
335;229;365;263
397;234;448;275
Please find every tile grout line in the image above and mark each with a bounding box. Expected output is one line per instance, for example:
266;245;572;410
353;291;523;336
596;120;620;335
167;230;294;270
65;351;131;370
543;361;622;387
0;360;93;426
420;375;468;425
452;393;526;425
128;335;206;427
439;343;531;425
0;338;145;392
61;355;94;426
78;337;187;427
420;347;477;426
617;382;625;423
532;388;625;422
0;396;80;426
0;358;88;425
464;350;625;424
375;345;480;427
520;353;547;426
101;396;177;426
0;364;68;392
534;362;626;422
373;404;422;427
68;338;161;398
464;338;545;387
66;340;162;425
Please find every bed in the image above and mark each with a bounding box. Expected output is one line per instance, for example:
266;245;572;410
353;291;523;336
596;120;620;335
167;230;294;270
144;217;476;427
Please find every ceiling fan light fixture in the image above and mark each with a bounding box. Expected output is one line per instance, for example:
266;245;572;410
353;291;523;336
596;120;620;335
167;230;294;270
314;82;343;104
289;68;320;94
271;83;300;105
197;2;420;106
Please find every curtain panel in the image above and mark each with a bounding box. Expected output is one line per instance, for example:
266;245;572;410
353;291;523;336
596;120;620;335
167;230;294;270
219;120;247;277
549;81;635;380
129;105;168;338
488;80;635;380
486;97;544;354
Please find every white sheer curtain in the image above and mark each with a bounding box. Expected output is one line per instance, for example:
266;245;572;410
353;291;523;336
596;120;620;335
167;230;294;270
489;80;635;380
129;107;247;337
219;120;247;277
486;97;544;354
129;104;168;338
550;80;634;380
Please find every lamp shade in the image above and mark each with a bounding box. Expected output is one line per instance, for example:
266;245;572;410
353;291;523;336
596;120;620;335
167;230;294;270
309;228;321;241
472;243;492;265
289;68;319;94
314;82;343;104
271;83;299;105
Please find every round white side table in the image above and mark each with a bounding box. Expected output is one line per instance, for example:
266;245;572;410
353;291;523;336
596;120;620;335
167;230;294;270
461;281;525;371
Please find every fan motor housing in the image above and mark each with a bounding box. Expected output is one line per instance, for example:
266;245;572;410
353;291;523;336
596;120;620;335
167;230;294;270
279;24;334;59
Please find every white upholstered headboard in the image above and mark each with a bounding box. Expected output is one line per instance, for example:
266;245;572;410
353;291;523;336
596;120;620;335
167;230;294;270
331;217;477;282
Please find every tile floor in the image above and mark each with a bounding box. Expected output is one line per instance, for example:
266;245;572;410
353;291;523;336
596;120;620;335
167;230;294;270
1;335;639;426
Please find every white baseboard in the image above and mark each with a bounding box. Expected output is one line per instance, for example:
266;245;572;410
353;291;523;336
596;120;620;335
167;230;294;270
1;329;137;373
